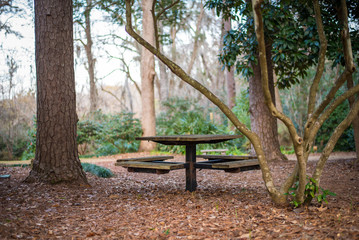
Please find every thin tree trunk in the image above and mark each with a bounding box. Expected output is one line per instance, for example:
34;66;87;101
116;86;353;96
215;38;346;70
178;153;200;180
186;1;204;75
139;0;156;151
26;0;88;184
84;0;98;113
223;18;236;110
168;26;177;97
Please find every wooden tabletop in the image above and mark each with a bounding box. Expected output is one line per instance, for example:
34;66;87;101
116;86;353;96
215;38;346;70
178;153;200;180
136;134;242;145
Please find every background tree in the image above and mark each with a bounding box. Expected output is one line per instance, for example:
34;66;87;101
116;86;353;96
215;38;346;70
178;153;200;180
74;0;98;113
223;17;236;110
138;0;156;151
26;0;88;184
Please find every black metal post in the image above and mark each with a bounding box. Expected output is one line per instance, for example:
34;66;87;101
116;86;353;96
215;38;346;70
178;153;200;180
185;144;197;191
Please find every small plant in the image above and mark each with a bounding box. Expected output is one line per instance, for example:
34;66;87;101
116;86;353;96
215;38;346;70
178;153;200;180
286;176;336;207
81;163;114;178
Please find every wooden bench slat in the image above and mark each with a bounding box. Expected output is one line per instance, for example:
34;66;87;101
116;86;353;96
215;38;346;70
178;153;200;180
200;149;228;154
196;155;257;160
116;161;185;170
116;156;173;162
212;159;259;169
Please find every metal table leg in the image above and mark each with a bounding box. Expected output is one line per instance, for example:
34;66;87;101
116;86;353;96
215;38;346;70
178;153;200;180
185;144;197;191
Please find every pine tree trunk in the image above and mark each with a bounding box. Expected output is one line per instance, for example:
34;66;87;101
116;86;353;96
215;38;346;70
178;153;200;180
26;0;88;184
139;0;156;151
347;75;359;164
249;45;286;161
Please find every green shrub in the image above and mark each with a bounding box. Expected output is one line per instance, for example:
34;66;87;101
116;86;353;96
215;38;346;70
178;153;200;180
315;97;355;152
81;162;114;178
21;119;36;160
156;97;242;153
96;112;141;153
95;142;119;156
232;89;251;129
20;111;142;158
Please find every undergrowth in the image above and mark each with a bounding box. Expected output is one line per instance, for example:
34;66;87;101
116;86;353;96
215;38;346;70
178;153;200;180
81;163;114;178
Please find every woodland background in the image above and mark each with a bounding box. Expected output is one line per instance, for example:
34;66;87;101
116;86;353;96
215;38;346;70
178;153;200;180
0;0;358;161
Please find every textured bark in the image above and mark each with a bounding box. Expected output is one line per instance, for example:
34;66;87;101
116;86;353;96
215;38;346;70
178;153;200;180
347;76;359;164
223;18;236;110
139;0;156;151
252;0;304;203
26;0;88;184
84;0;98;113
249;47;286;162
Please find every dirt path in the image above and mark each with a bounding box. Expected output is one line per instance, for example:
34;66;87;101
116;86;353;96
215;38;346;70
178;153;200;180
0;152;358;239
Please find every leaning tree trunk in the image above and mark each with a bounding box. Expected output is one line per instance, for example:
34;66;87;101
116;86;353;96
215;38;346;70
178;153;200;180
139;0;156;151
26;0;88;184
249;44;287;161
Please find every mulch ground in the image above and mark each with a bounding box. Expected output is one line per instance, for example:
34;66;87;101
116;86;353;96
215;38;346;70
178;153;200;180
0;152;358;239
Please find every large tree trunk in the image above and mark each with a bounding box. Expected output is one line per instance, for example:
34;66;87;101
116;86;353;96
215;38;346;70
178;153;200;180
249;44;286;161
84;0;98;113
139;0;156;151
26;0;88;184
347;75;359;164
223;18;236;110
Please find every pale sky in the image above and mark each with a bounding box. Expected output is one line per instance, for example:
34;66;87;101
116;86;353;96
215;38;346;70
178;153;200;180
0;1;139;98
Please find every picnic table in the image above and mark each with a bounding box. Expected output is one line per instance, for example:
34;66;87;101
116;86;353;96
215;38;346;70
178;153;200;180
116;135;260;192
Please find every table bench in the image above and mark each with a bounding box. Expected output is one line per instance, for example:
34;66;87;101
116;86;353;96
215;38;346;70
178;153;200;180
196;155;260;173
115;156;185;174
200;148;228;155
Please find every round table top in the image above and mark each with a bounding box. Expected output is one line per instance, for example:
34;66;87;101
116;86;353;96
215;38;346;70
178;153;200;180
136;134;242;145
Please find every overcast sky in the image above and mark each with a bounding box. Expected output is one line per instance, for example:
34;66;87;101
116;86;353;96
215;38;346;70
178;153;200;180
0;1;139;98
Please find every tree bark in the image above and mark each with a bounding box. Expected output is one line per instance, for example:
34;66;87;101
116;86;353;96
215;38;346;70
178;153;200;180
347;67;359;165
84;0;98;113
139;0;156;151
249;45;286;161
223;18;236;110
26;0;88;184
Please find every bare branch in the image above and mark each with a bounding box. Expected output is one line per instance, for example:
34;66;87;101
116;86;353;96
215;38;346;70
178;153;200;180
100;85;129;111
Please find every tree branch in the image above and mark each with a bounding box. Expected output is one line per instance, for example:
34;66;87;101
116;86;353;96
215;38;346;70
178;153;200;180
307;0;327;117
126;0;283;203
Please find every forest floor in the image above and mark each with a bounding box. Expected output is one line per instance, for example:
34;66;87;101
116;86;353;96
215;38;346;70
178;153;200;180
0;152;358;239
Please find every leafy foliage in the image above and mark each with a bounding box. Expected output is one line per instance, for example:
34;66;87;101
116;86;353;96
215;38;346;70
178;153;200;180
206;0;319;89
207;0;359;88
156;97;242;153
90;111;142;155
81;162;114;178
286;176;336;207
20;111;142;160
315;98;355;152
231;89;250;129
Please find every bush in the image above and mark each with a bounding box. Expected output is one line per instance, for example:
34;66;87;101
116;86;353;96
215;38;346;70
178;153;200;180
21;120;36;160
95;142;119;156
91;111;142;155
156;97;242;153
315;99;355;152
81;163;114;178
20;111;142;159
